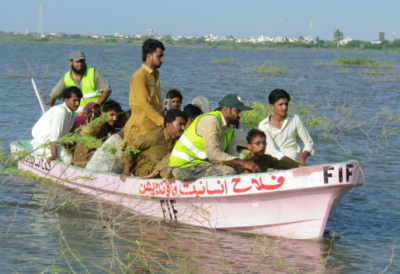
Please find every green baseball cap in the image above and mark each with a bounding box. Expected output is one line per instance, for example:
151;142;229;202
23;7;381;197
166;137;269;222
219;94;252;111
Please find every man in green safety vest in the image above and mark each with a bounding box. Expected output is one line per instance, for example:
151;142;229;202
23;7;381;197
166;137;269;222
169;94;260;181
48;51;112;113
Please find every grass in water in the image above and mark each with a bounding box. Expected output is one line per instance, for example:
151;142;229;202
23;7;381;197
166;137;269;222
249;60;286;74
212;58;233;65
332;57;393;68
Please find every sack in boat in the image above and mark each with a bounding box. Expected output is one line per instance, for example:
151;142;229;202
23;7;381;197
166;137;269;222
86;133;124;174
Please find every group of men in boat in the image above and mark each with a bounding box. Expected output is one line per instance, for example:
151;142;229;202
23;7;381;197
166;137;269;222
31;38;314;181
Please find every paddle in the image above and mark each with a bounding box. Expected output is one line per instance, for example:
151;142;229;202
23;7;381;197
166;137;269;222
31;78;50;115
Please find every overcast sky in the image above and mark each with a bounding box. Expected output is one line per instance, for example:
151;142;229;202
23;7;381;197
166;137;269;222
1;0;399;41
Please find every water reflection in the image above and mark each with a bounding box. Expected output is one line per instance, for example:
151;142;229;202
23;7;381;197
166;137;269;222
0;179;334;273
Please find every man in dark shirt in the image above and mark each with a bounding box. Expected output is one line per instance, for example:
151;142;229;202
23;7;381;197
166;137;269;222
72;100;123;168
121;109;187;180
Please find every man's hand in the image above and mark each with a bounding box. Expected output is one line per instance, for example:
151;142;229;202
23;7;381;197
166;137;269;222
140;170;157;179
46;156;59;166
242;161;260;173
120;164;134;182
298;151;310;167
120;174;134;182
298;158;306;167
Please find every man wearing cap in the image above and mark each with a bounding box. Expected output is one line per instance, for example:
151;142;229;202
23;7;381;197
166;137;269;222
48;51;112;113
169;94;260;181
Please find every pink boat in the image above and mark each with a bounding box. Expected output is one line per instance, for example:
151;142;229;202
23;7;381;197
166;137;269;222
10;140;364;240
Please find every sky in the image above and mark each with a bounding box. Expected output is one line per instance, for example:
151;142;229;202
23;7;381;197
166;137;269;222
1;0;399;41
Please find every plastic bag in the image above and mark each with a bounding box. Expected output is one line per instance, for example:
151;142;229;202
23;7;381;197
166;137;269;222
86;133;124;174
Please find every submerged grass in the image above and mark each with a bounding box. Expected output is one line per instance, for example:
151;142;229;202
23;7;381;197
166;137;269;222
248;60;287;74
332;57;394;68
7;62;61;78
212;58;233;65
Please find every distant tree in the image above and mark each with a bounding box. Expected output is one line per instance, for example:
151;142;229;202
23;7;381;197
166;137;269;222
334;29;344;47
141;35;149;42
392;39;400;47
379;31;385;42
195;37;206;44
162;35;174;44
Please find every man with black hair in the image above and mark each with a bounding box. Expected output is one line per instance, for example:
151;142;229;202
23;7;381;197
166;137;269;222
72;99;123;168
121;109;187;180
183;104;203;129
170;94;259;181
164;89;183;112
48;51;111;113
124;38;166;142
32;86;83;165
241;129;299;173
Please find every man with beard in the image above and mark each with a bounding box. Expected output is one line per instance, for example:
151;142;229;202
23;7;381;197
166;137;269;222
169;94;260;181
48;51;111;113
123;38;165;142
121;109;187;181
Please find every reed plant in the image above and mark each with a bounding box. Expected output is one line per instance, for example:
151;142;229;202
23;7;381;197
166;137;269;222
332;57;394;68
248;60;286;74
212;58;233;65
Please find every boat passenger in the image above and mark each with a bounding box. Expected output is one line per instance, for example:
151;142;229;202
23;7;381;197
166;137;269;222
48;51;111;113
258;89;313;167
72;100;123;168
121;109;187;181
164;89;183;114
70;102;101;133
241;129;299;174
85;110;131;174
182;104;203;129
169;94;259;182
31;87;83;165
124;38;165;142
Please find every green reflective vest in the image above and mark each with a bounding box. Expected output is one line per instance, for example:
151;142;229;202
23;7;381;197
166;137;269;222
169;111;234;169
64;67;99;113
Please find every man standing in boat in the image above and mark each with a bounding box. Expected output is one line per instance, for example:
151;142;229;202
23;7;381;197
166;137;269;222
32;87;83;165
48;51;112;113
123;38;165;142
169;94;259;181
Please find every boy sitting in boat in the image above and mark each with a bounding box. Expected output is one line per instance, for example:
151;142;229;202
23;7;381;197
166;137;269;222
241;129;299;174
31;87;83;165
72;99;123;168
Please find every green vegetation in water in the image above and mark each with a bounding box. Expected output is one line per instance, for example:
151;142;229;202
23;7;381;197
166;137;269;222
241;101;322;131
332;57;393;68
212;58;233;65
248;61;286;74
314;60;331;66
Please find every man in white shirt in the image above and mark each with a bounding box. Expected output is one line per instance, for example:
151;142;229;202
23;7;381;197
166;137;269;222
31;87;83;165
258;89;314;166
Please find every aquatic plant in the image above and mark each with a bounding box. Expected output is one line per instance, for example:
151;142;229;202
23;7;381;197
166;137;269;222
332;57;394;68
212;58;233;65
248;61;286;74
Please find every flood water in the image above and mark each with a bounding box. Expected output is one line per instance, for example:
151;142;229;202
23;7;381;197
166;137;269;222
1;42;400;273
